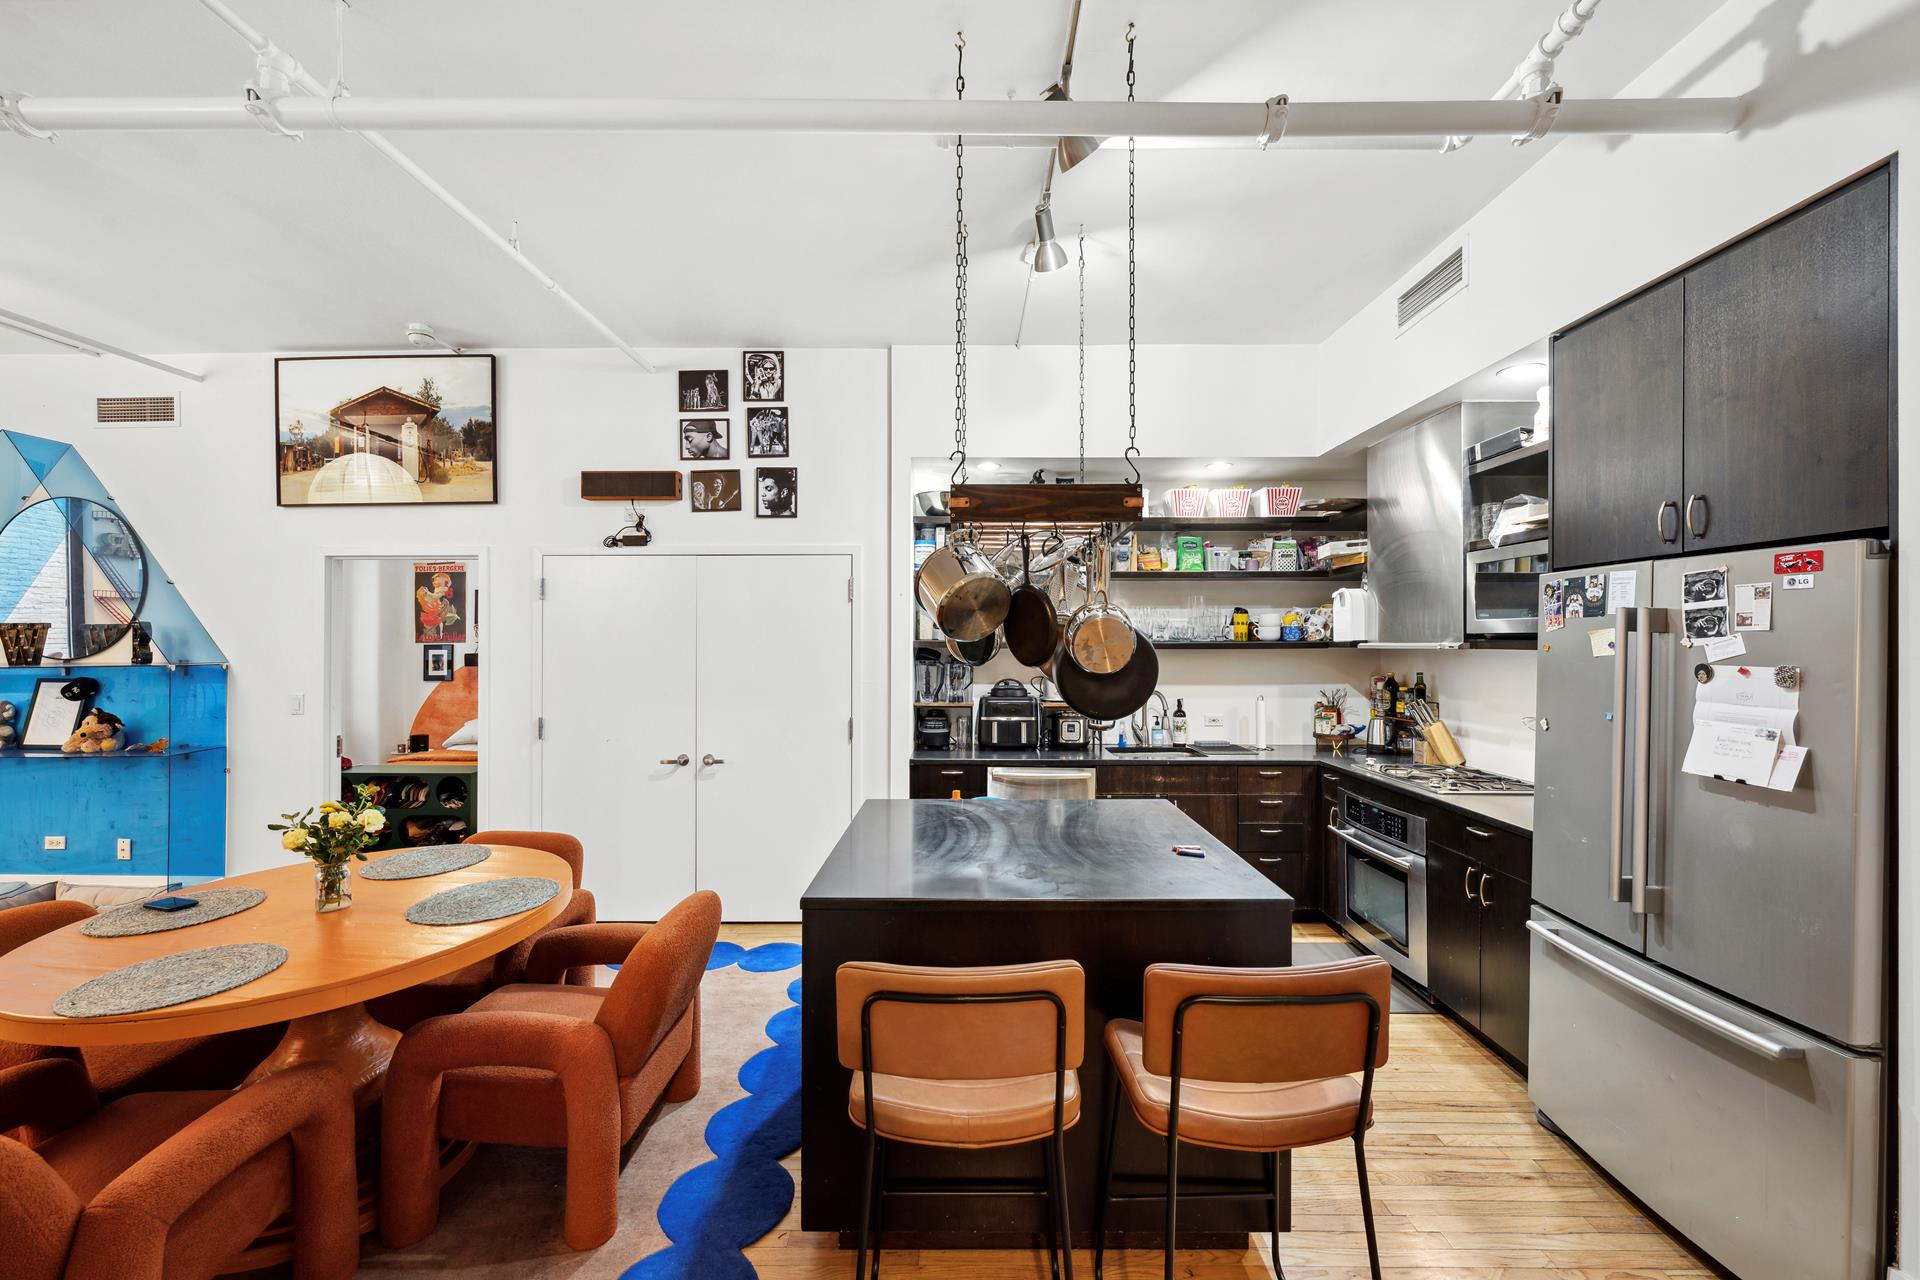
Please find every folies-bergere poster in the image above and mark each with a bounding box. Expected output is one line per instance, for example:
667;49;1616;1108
414;562;467;643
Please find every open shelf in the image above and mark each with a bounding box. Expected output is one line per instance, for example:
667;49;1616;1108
1155;640;1359;651
1111;569;1363;581
1131;511;1367;533
0;744;223;760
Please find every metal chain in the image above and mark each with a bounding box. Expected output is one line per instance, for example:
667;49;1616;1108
1124;23;1140;484
950;33;970;486
1078;223;1087;483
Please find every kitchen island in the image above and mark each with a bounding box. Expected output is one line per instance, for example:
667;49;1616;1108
800;798;1293;1248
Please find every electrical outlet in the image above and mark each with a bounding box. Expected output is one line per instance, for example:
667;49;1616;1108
43;835;65;850
1203;714;1225;731
116;838;132;861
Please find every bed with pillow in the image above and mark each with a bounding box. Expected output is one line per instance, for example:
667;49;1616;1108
386;665;480;764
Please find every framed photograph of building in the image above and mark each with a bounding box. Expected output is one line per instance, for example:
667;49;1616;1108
679;369;729;412
275;354;496;507
746;406;789;457
691;469;742;511
756;467;798;518
743;350;785;402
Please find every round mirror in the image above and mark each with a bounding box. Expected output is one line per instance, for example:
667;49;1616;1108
0;497;149;661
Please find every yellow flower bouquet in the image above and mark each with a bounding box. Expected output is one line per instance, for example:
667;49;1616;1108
269;784;388;912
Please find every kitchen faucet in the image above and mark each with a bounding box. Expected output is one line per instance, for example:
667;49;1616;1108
1131;690;1170;745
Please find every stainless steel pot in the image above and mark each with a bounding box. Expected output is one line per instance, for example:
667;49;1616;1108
915;535;1011;642
1064;542;1135;674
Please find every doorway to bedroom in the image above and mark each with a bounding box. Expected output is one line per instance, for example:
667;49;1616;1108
322;552;489;850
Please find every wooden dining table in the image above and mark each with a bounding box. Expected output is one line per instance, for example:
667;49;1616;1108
0;844;574;1107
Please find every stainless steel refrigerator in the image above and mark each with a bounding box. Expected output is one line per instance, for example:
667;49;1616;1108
1529;537;1887;1280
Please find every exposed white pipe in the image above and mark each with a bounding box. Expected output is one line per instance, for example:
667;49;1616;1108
11;93;1746;140
0;307;204;381
190;0;655;372
1443;0;1606;151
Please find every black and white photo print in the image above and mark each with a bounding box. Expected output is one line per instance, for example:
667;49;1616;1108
679;369;729;412
743;350;785;402
1682;567;1728;604
691;469;742;512
680;418;730;460
756;467;797;518
747;406;790;457
1684;605;1729;640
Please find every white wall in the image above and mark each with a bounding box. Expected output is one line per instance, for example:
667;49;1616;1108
0;347;891;875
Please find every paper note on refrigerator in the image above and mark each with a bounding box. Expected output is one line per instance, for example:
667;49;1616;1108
1607;569;1638;611
1766;745;1809;792
1681;664;1801;784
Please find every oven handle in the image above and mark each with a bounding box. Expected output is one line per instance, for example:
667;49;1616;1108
1526;920;1805;1062
1328;823;1415;872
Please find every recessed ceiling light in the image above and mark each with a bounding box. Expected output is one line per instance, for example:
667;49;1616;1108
1496;361;1548;382
975;460;1001;472
1204;460;1234;473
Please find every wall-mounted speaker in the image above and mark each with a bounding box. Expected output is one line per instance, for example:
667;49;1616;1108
580;470;683;502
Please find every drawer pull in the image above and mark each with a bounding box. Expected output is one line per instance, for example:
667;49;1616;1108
1257;856;1283;864
939;769;966;777
1257;770;1286;778
1257;828;1284;835
1465;825;1493;839
1257;798;1284;807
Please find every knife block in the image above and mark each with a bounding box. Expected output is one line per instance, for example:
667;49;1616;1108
1420;720;1466;767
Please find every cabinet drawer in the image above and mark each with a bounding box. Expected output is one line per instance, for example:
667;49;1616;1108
1234;845;1307;899
1097;764;1235;796
1238;792;1310;823
1461;820;1530;881
910;762;986;798
1238;765;1313;796
1237;821;1307;854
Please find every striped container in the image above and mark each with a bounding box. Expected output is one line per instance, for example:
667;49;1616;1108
1210;487;1255;518
1256;485;1304;517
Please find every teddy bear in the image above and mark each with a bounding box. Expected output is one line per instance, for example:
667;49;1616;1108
63;708;126;754
0;700;16;748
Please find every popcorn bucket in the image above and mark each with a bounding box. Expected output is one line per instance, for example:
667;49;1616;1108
1210;487;1254;518
1166;487;1209;518
1256;485;1304;517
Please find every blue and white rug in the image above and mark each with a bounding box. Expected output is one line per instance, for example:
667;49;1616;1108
361;942;803;1278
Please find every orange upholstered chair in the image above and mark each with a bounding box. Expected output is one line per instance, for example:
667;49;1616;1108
0;1057;358;1280
367;828;598;1031
380;889;721;1251
0;901;282;1102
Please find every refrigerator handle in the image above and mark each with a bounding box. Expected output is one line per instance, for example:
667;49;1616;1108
1608;608;1634;904
1526;920;1805;1061
1630;606;1668;916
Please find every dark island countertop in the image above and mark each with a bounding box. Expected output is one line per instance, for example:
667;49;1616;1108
909;743;1534;834
800;798;1290;910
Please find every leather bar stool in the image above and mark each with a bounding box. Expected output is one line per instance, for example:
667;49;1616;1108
1093;956;1392;1280
836;960;1084;1280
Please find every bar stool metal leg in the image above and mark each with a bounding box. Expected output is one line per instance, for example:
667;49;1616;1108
871;1138;887;1280
1093;1075;1119;1280
1162;1130;1180;1280
1265;1151;1285;1279
1054;1131;1076;1280
1355;1136;1382;1280
855;1130;876;1280
1043;1138;1062;1280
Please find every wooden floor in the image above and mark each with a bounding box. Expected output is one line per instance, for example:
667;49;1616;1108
723;922;1714;1279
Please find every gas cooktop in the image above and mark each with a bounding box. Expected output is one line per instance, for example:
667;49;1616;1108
1355;759;1534;795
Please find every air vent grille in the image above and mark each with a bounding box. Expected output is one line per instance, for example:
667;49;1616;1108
96;395;178;425
1396;246;1466;330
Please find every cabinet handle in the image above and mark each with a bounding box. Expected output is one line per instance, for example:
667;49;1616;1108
1464;865;1477;903
1258;856;1284;864
1257;828;1284;835
1257;770;1285;778
1685;493;1708;538
1465;826;1492;839
1656;499;1679;543
1478;871;1494;908
659;754;690;767
1256;798;1284;807
938;769;965;776
702;754;726;767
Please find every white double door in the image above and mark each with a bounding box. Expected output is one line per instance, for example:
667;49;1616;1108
538;552;854;922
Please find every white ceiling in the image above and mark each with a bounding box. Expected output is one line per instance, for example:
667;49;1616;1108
2;1;1715;355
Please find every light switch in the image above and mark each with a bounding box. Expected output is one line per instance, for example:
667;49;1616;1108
290;694;306;716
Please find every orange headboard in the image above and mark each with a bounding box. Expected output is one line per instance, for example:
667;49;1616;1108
410;665;479;750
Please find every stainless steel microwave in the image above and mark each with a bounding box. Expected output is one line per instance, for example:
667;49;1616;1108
1466;538;1550;637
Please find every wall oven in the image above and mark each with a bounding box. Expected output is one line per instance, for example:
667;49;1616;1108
1466;538;1551;637
1328;789;1429;986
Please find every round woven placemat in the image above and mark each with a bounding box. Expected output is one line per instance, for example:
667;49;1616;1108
405;876;560;926
361;844;493;881
54;942;289;1018
80;887;267;938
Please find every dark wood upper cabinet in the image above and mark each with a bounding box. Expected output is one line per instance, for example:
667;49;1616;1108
1682;168;1892;551
1550;276;1686;570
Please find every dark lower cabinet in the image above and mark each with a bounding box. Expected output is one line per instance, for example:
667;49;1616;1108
908;762;987;797
1423;840;1530;1068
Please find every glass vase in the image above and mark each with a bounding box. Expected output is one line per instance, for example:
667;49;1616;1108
315;860;353;913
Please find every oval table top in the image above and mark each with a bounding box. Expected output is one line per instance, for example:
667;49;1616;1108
0;846;573;1046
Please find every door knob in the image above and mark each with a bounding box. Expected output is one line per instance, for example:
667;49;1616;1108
702;754;726;767
659;754;690;767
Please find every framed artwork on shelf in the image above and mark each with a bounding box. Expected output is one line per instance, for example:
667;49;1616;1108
275;353;496;507
679;369;729;412
691;469;742;511
680;418;730;461
747;406;790;457
22;679;88;750
743;350;785;402
756;468;798;518
422;643;455;682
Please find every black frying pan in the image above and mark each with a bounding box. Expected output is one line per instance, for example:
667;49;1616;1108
946;630;998;665
1002;535;1061;668
1053;627;1158;722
